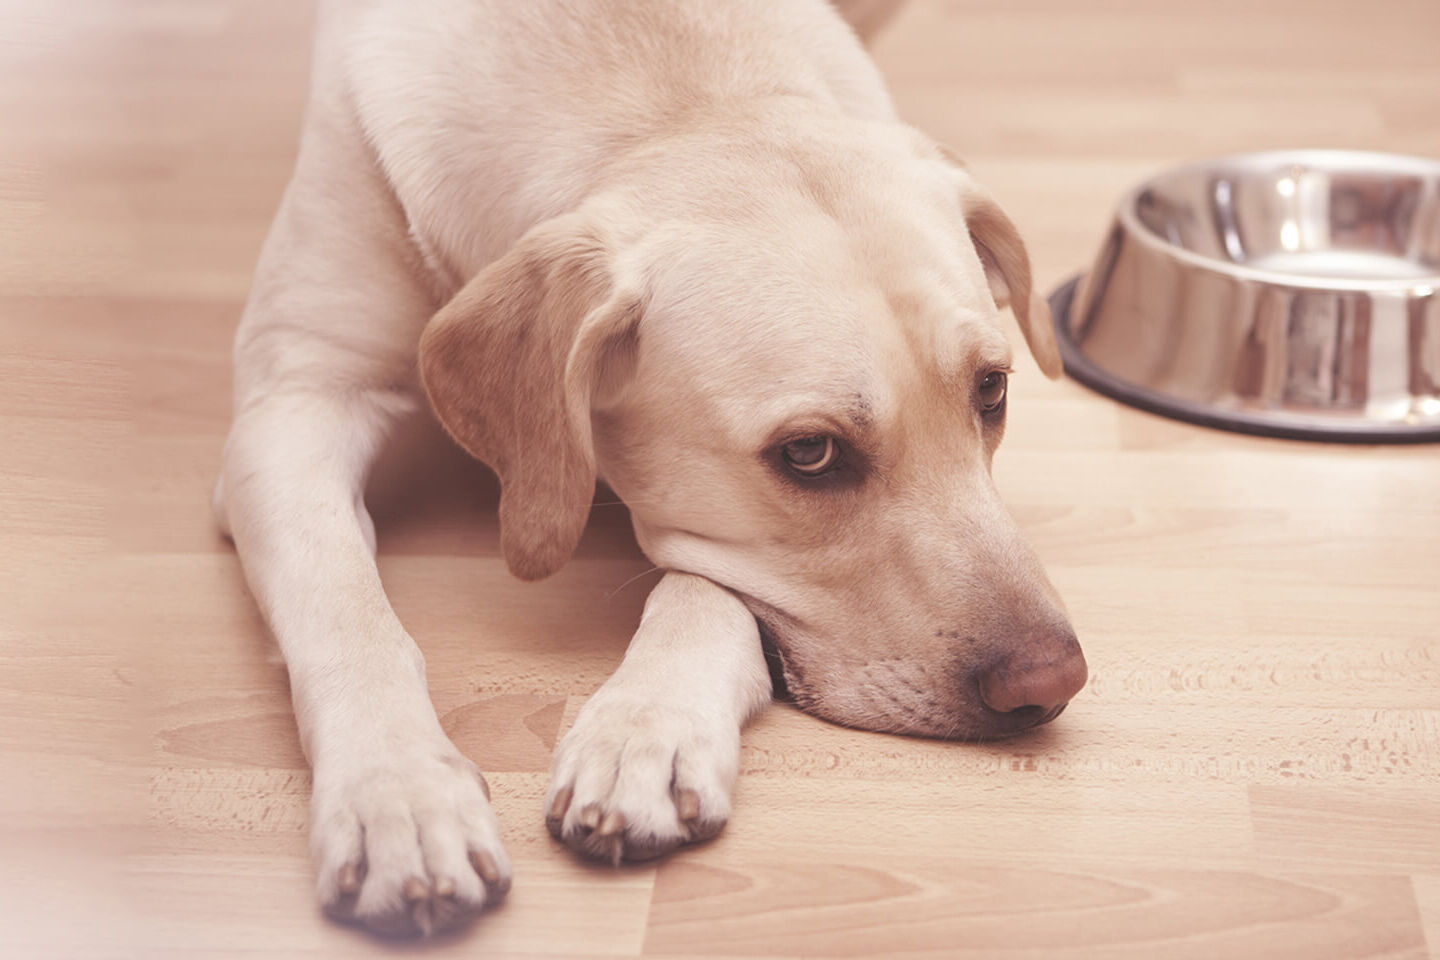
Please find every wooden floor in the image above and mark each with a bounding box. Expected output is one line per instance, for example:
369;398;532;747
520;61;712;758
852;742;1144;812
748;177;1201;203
3;0;1438;956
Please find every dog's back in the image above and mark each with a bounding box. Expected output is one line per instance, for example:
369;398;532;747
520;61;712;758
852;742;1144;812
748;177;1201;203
331;0;893;286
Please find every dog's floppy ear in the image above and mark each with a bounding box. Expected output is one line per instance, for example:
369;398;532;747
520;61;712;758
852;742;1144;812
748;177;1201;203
959;180;1063;379
419;208;641;581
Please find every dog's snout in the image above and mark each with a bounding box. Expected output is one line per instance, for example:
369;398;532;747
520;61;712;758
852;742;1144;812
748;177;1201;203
976;628;1087;718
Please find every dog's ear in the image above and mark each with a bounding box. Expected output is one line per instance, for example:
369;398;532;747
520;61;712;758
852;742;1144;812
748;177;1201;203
419;209;642;581
959;180;1063;380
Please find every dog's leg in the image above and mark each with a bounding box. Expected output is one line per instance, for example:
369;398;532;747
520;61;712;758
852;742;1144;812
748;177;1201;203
544;572;772;862
219;102;510;935
223;387;510;936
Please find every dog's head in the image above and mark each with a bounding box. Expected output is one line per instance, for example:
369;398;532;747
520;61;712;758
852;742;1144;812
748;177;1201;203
420;112;1084;740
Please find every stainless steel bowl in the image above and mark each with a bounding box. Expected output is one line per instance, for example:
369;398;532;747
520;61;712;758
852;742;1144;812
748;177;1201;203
1052;150;1440;441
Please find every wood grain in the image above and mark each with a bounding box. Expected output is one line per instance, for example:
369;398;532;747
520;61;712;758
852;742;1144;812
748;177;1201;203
1;0;1437;957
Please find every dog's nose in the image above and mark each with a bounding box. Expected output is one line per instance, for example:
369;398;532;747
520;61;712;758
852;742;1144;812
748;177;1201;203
977;629;1087;717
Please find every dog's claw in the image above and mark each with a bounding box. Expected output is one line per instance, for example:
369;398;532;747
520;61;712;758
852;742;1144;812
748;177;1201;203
676;788;701;823
546;786;573;828
470;849;503;887
337;862;363;895
578;803;602;830
402;876;430;903
597;811;626;837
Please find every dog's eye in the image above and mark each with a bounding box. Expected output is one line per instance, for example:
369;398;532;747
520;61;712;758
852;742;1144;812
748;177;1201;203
781;435;840;476
978;371;1007;415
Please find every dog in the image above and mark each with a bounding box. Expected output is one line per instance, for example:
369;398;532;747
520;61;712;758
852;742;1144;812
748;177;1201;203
216;0;1087;938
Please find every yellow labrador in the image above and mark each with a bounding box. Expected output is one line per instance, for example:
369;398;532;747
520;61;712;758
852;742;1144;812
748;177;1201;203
217;0;1086;938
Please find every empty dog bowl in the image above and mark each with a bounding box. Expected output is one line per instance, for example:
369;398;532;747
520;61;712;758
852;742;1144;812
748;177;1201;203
1050;150;1440;441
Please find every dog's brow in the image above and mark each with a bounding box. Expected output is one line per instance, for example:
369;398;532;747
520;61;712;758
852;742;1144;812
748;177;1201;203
947;325;1013;382
977;347;1013;373
761;397;879;450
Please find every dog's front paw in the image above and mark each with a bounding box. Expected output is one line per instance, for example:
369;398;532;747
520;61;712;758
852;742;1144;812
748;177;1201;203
310;744;511;937
544;695;738;863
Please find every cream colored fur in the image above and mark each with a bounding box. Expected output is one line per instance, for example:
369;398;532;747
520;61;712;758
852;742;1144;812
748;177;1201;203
217;0;1070;938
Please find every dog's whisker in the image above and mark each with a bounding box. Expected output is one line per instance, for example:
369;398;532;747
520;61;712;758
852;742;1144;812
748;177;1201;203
603;565;663;601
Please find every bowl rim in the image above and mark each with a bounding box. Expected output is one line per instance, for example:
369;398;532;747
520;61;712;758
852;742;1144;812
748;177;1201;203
1115;148;1440;293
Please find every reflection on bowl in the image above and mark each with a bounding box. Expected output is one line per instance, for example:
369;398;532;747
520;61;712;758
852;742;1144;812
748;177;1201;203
1052;150;1440;441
